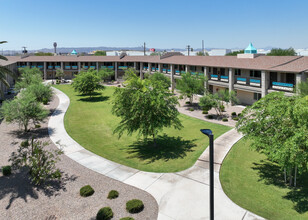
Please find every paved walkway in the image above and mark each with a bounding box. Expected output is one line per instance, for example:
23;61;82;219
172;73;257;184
48;88;264;220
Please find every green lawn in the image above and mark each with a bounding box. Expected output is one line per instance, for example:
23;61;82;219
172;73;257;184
53;85;231;172
220;138;308;220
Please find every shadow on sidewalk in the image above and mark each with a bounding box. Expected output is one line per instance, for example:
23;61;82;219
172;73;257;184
126;134;197;164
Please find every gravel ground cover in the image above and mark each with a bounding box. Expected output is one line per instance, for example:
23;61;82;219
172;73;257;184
0;95;158;220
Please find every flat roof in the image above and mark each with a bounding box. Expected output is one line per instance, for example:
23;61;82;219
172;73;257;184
3;55;308;73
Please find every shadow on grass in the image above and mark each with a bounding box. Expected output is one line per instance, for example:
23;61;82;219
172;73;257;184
0;167;78;210
77;92;102;97
126;134;197;164
78;95;109;102
252;160;308;214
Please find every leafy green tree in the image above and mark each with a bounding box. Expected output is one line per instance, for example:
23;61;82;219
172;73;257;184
267;48;297;56
24;83;53;103
55;68;65;81
35;52;54;56
150;52;162;56
196;51;209;56
0;41;16;98
15;67;42;91
94;50;107;56
9;138;63;185
176;72;204;104
149;72;171;89
98;68;115;82
72;69;104;96
199;90;238;115
0;92;48;131
112;73;182;146
226;50;244;56
297;79;308;97
236;92;308;186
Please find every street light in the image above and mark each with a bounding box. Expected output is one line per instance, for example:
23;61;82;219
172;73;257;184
200;129;214;220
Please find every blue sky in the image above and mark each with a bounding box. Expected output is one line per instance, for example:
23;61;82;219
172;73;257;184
1;0;308;50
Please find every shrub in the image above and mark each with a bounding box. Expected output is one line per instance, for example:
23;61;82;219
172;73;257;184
222;118;228;122
120;218;134;220
231;112;237;116
42;98;48;105
21;140;29;147
219;104;225;112
24;83;53;103
107;190;119;199
179;95;184;99
189;107;194;111
126;199;144;214
56;79;60;84
207;115;214;119
238;113;242;117
202;111;208;114
96;207;113;220
2;166;11;176
35;124;41;128
80;185;95;197
233;117;239;121
185;101;191;105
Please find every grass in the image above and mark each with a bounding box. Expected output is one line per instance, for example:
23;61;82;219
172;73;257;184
53;85;231;172
220;138;308;220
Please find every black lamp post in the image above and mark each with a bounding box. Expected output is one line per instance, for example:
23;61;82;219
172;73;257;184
200;129;214;220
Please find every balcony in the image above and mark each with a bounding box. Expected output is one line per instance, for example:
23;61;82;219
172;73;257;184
249;79;261;87
210;74;219;80
220;75;229;82
31;66;36;68
65;66;71;70
119;66;128;70
108;66;114;69
55;65;61;69
83;66;89;69
48;66;53;69
152;67;156;71
272;82;294;92
236;77;247;85
72;66;78;70
156;68;159;71
90;66;96;69
37;65;43;69
101;66;107;69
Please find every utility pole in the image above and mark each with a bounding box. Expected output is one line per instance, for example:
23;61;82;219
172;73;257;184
143;42;146;56
186;45;193;56
202;40;204;55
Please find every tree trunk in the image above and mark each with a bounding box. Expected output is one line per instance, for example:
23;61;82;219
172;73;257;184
152;133;157;147
289;168;292;186
294;166;297;187
190;95;193;105
284;167;287;183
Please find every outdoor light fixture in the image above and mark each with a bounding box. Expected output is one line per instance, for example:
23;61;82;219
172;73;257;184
200;129;214;220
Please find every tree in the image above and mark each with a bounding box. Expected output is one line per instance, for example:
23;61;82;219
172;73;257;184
98;68;115;82
199;90;238;115
226;50;244;56
149;72;171;89
112;73;183;146
196;51;209;56
55;68;65;81
297;79;308;97
150;52;162;56
0;41;16;98
24;83;53;103
15;67;42;91
236;92;308;186
94;50;107;56
35;52;54;56
72;69;104;96
0;92;48;131
9;138;63;185
176;72;205;104
267;48;297;56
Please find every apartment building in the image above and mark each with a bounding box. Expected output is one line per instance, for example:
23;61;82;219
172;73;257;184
1;52;308;105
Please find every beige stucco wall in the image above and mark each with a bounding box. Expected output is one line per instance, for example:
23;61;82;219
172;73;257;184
237;90;256;105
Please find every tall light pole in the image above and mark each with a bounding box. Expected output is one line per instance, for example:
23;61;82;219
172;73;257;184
143;42;146;56
200;129;214;220
186;45;193;56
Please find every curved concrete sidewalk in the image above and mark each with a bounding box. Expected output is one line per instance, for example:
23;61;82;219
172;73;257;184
48;87;264;220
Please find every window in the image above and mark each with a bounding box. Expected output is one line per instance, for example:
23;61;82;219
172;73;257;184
220;68;225;76
190;66;196;71
208;67;212;73
254;93;261;100
235;69;241;76
250;70;261;78
213;68;217;74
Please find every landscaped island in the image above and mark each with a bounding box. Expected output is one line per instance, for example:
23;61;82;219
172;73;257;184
54;85;231;172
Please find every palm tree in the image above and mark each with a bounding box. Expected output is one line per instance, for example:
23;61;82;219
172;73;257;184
0;41;15;98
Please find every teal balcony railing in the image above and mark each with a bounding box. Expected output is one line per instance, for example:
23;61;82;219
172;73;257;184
37;65;43;69
119;66;128;69
72;66;78;69
101;66;107;69
83;66;88;69
48;66;53;69
55;66;60;69
211;74;218;79
108;66;114;69
156;68;159;71
90;66;96;69
152;67;156;71
65;66;71;69
31;66;36;68
272;82;293;88
162;68;166;72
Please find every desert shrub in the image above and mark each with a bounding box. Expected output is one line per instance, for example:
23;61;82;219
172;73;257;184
202;111;208;114
24;83;53;103
233;117;239;121
126;199;144;214
219;104;225;112
96;207;113;220
231;112;237;116
2;166;11;176
222;118;228;122
21;140;29;147
207;115;214;119
107;190;119;199
189;108;194;111
42;98;48;105
120;218;134;220
80;185;95;197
